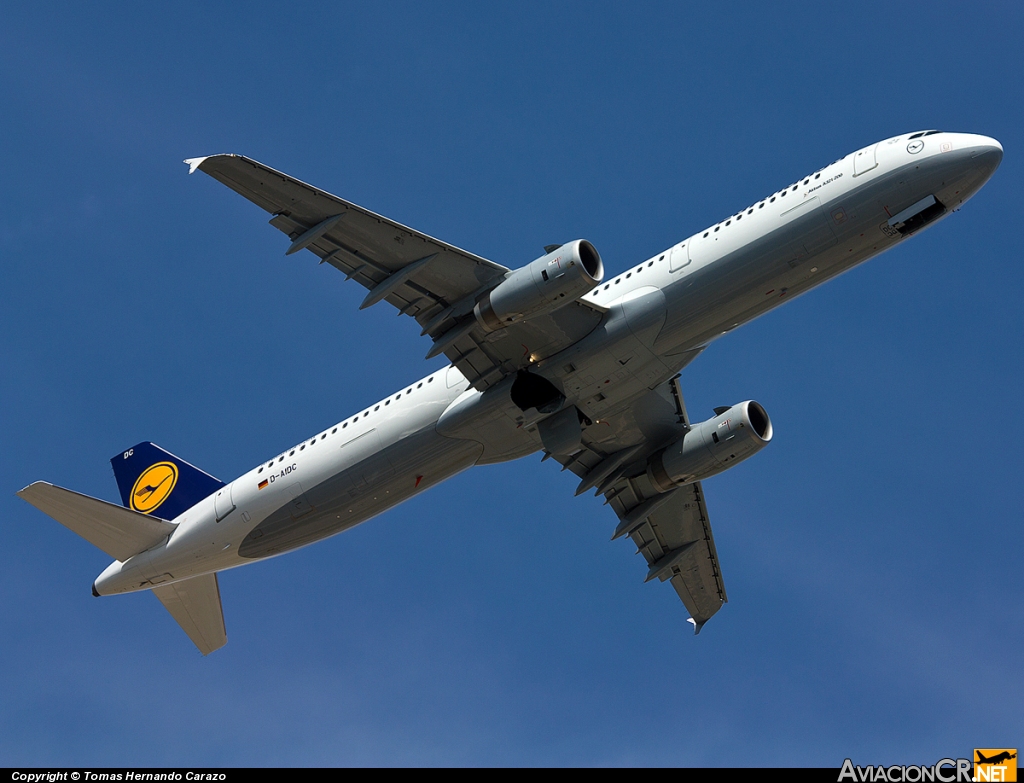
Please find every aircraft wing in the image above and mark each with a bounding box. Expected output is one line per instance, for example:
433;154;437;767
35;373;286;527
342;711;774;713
609;481;726;633
188;154;604;390
552;375;727;632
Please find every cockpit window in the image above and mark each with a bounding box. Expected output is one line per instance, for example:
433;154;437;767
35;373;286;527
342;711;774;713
909;130;941;139
923;130;942;136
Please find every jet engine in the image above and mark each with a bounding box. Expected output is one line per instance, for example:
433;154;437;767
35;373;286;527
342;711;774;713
473;240;603;332
647;401;773;492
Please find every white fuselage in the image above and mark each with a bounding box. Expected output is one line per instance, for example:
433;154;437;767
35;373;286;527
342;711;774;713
95;131;1002;595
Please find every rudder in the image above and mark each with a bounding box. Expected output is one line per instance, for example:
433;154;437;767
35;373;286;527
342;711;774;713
111;442;224;520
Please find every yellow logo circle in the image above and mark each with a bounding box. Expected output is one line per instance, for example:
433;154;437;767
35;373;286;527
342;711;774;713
130;462;179;514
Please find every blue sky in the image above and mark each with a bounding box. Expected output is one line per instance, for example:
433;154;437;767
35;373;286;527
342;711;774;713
2;1;1021;767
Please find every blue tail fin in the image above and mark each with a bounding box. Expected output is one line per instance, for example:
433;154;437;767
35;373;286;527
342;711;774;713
110;442;225;520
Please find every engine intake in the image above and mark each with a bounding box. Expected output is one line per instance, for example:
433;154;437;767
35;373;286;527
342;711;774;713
474;240;603;332
647;401;773;492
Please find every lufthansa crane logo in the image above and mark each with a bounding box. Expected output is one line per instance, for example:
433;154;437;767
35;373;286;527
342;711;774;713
130;462;179;514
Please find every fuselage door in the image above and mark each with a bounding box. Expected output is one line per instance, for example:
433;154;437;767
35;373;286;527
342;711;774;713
853;143;879;176
214;483;235;521
669;242;691;273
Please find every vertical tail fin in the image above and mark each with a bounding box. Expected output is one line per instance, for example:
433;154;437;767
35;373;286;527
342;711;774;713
111;442;224;520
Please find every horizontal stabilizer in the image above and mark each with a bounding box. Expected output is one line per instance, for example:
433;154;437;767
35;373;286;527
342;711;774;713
17;482;176;562
152;573;227;655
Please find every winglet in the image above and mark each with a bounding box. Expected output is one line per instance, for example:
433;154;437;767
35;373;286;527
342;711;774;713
184;157;210;175
687;617;707;635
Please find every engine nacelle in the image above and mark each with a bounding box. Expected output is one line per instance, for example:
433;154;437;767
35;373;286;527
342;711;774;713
647;401;773;492
474;239;603;332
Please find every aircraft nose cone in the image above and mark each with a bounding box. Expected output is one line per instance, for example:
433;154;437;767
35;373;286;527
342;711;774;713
971;136;1003;179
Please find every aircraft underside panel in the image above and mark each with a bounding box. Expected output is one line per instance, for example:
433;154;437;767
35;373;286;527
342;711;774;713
238;430;483;558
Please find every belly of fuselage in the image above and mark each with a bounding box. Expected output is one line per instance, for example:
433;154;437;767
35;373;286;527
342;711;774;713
237;426;483;558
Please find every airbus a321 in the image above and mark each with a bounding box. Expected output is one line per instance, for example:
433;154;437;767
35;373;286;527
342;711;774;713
18;131;1002;654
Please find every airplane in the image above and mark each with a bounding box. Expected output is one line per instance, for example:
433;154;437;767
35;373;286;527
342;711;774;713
976;752;1017;765
17;130;1002;655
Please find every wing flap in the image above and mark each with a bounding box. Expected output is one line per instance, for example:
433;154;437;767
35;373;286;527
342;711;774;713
17;482;176;562
152;573;227;656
